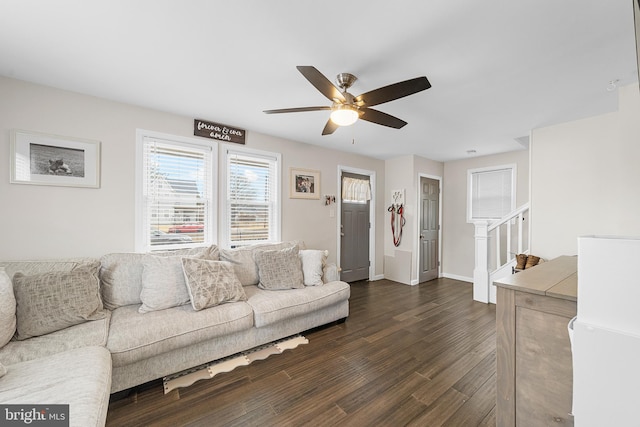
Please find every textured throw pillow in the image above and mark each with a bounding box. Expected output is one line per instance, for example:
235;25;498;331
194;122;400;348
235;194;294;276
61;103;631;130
298;250;328;286
139;255;192;313
181;258;247;311
254;246;304;290
0;267;16;347
0;361;6;378
12;261;106;340
219;241;301;286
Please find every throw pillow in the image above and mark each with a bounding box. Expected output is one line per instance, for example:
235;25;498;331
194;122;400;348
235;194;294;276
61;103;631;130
139;255;192;313
12;261;106;340
181;258;247;311
0;267;16;347
219;246;258;286
0;361;6;378
254;246;304;290
298;249;328;286
219;241;301;286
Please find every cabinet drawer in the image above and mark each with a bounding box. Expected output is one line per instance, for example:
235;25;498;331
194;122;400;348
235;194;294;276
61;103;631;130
515;290;576;318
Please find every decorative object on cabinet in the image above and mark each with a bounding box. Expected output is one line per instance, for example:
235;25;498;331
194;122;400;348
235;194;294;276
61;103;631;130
512;254;543;273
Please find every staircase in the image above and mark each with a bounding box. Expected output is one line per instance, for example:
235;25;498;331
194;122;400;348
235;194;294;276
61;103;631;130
473;203;530;303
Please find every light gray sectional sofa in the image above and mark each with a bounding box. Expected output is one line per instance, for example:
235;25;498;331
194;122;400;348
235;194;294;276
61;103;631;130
0;242;350;427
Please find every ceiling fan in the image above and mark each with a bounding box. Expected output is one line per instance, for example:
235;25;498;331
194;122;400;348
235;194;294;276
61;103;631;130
263;66;431;135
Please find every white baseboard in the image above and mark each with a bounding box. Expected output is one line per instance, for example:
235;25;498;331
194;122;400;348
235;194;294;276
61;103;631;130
369;274;385;281
441;273;473;283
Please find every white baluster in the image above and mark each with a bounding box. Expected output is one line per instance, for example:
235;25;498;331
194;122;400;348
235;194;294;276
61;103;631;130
518;212;524;254
496;226;501;270
473;221;490;303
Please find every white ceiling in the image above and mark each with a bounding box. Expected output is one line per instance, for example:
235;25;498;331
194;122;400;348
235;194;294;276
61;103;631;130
0;1;637;161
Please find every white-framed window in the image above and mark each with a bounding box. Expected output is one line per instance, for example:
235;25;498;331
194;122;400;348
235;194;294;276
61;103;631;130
467;164;516;222
135;129;216;252
221;146;280;248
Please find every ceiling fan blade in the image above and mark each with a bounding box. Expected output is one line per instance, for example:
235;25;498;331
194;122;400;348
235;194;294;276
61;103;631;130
355;76;431;107
360;108;407;129
322;119;339;135
263;106;331;114
297;66;346;103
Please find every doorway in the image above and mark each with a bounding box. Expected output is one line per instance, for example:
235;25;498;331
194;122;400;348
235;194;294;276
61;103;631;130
419;176;440;283
340;172;371;282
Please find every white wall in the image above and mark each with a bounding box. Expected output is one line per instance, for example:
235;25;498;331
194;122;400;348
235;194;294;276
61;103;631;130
0;76;385;277
384;154;443;284
530;83;640;259
442;149;530;281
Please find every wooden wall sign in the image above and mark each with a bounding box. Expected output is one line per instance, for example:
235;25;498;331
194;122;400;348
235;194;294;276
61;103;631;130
194;119;245;144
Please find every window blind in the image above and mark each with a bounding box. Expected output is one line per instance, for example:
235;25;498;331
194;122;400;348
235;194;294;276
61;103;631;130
470;168;513;220
142;137;212;249
226;151;277;247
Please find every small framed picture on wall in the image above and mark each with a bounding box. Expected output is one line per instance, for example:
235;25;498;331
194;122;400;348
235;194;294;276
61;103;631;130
290;167;320;199
10;129;101;188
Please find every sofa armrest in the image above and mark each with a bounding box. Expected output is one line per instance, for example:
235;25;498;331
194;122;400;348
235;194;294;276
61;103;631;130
322;263;340;283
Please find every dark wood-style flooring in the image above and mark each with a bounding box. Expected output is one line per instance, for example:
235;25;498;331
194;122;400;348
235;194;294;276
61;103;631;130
106;278;497;426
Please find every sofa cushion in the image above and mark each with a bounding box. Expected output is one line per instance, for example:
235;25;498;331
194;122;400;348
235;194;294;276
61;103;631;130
181;258;247;311
139;255;192;313
299;249;328;286
244;281;350;327
0;312;111;365
13;261;107;340
0;346;112;427
107;302;254;367
219;241;301;286
0;268;16;348
99;245;219;310
254;246;304;290
0;361;5;378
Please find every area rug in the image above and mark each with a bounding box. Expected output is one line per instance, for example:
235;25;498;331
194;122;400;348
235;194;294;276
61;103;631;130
162;334;308;394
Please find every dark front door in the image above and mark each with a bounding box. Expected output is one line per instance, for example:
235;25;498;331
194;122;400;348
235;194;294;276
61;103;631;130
340;172;370;282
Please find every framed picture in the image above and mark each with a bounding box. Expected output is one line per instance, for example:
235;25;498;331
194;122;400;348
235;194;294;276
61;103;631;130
290;167;320;199
10;130;101;188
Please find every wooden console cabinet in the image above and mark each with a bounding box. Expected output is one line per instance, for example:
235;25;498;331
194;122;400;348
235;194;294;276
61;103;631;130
494;256;577;427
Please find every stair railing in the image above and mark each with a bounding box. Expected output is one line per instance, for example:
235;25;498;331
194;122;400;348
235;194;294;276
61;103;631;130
473;202;530;303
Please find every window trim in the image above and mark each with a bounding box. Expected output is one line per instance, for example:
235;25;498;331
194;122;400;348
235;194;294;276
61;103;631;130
220;145;281;248
467;164;516;223
135;129;217;252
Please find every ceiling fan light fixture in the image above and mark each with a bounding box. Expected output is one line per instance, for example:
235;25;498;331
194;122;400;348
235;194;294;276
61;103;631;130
330;105;359;126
